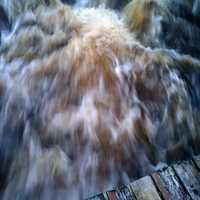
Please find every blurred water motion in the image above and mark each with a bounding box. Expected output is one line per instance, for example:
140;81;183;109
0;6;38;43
0;0;200;199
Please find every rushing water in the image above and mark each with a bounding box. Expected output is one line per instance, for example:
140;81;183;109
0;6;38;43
0;0;200;199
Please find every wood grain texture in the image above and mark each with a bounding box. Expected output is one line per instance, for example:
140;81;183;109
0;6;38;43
115;185;136;200
129;176;161;200
106;190;118;200
152;167;191;200
173;160;200;200
88;156;200;200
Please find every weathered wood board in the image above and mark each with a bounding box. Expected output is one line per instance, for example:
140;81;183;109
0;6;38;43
152;167;191;200
106;185;137;200
88;156;200;200
115;185;136;200
173;160;200;200
129;176;161;200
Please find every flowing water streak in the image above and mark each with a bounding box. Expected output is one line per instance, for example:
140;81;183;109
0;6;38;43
0;0;200;199
75;0;91;7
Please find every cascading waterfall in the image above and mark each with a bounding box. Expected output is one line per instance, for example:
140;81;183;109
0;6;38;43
0;0;200;199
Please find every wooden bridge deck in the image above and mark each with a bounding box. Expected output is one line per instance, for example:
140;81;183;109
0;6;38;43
88;156;200;200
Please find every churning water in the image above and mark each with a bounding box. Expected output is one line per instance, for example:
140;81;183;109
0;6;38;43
0;0;200;199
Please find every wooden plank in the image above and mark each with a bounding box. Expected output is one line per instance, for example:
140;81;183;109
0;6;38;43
193;155;200;170
152;166;191;200
99;185;136;200
173;160;200;200
115;185;136;200
88;192;108;200
106;190;118;200
129;176;161;200
89;156;200;200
